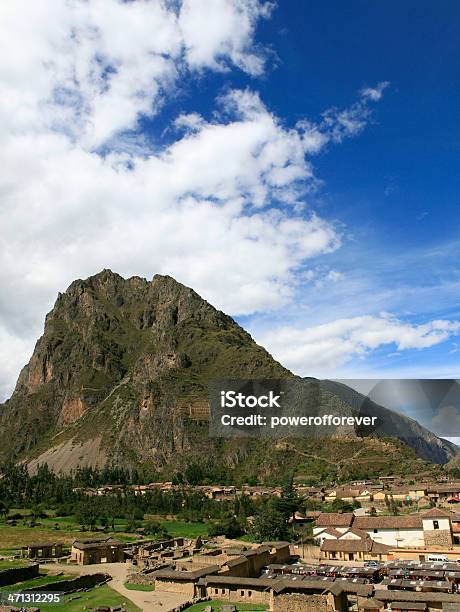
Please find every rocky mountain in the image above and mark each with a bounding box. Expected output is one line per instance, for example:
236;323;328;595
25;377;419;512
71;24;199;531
0;270;456;481
320;380;458;465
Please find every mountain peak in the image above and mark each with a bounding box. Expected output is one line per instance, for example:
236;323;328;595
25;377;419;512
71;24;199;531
0;270;290;470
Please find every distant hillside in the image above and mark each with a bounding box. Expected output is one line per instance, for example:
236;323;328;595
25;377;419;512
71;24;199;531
321;380;458;465
0;270;455;482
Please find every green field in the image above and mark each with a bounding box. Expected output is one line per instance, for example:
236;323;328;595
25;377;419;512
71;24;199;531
36;584;140;611
0;559;28;570
0;512;212;553
159;520;209;539
125;582;155;591
0;573;72;593
185;601;268;611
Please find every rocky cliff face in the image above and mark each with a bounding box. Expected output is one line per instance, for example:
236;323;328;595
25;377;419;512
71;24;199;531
0;270;292;471
0;270;456;478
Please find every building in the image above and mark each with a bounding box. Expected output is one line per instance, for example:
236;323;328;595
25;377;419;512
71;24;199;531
321;536;391;562
153;565;220;597
421;508;454;547
353;515;425;548
196;575;274;606
21;541;63;559
313;512;354;538
314;508;457;550
372;590;460;611
427;483;460;503
70;537;125;565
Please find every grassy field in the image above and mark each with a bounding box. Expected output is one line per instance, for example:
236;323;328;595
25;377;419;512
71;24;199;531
0;573;72;593
159;520;209;539
0;559;28;570
185;601;268;611
0;513;211;553
0;522;103;553
124;582;155;591
36;584;141;611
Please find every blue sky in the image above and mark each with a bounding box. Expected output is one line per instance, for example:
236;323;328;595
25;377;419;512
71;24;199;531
1;0;460;400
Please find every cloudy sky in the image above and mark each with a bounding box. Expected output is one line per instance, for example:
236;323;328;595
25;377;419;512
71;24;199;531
1;0;460;401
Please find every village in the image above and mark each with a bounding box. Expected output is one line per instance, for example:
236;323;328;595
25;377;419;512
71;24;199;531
4;475;460;610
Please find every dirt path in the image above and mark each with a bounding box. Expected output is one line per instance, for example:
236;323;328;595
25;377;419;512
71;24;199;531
282;441;366;479
46;562;190;611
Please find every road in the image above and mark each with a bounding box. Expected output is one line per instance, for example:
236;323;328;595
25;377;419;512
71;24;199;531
46;561;190;611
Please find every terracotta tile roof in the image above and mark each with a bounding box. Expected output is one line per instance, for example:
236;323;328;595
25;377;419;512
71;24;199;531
320;527;342;537
321;538;391;554
338;527;370;540
354;515;423;530
329;487;361;498
421;507;454;518
315;512;354;527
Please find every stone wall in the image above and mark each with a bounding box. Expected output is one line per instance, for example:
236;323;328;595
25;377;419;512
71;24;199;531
126;572;156;586
154;578;195;596
22;572;109;594
272;593;336;612
0;564;39;587
205;585;270;605
424;529;453;547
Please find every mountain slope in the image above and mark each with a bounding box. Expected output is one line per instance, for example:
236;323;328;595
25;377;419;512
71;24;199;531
0;270;293;472
320;380;458;464
0;270;456;480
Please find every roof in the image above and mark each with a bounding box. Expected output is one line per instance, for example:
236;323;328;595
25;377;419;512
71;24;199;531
427;483;460;492
200;575;275;588
262;541;290;548
375;591;460;603
319;527;342;537
328;487;361;498
21;541;62;548
272;577;373;597
303;511;322;519
391;603;426;611
357;597;383;609
321;539;390;554
224;556;248;568
422;508;454;519
315;512;354;528
354;515;422;529
153;565;220;581
338;527;370;539
72;537;124;550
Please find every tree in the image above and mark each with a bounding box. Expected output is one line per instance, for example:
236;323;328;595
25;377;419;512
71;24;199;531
185;464;204;486
208;517;245;539
0;500;8;521
324;499;360;513
273;476;301;522
249;505;292;542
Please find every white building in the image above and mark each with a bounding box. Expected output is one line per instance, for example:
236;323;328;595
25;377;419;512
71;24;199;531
353;515;424;548
314;508;455;549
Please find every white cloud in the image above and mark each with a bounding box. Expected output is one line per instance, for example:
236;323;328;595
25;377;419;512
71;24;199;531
257;315;460;377
0;0;273;150
0;1;388;400
179;0;274;75
361;81;390;102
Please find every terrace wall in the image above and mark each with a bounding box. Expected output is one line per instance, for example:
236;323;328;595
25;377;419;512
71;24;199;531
271;592;337;611
22;572;109;594
0;564;39;587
